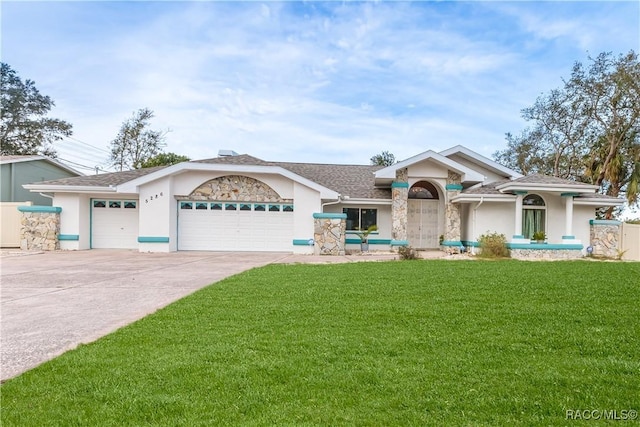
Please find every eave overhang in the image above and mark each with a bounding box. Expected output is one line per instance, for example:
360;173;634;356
495;182;600;194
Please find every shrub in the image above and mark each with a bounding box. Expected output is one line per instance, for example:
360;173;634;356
397;246;419;260
478;232;510;258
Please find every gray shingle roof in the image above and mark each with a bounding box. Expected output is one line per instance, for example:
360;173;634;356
461;181;507;195
509;173;597;187
195;155;390;199
35;166;167;187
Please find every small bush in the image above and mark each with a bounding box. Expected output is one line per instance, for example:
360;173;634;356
398;246;419;260
478;232;510;258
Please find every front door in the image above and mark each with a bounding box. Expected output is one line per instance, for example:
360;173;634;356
407;199;439;248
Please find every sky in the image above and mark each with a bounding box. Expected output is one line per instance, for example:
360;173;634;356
2;1;639;174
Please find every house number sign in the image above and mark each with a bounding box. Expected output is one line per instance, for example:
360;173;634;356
144;192;164;203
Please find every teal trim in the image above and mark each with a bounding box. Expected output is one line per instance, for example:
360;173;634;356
17;205;61;213
391;182;409;188
58;234;79;241
442;240;463;247
138;236;170;243
589;219;622;225
293;239;314;246
368;239;391;245
445;184;463;191
561;192;580;197
513;190;528;195
512;234;525;239
390;239;409;246
345;238;392;245
313;213;347;219
461;241;480;248
562;235;575;239
507;243;583;250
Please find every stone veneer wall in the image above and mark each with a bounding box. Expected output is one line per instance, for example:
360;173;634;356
20;210;60;251
314;215;346;255
184;175;291;202
510;249;583;260
391;168;408;243
444;171;461;243
590;220;621;258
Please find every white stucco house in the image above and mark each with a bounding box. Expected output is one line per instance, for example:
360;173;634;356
22;145;624;258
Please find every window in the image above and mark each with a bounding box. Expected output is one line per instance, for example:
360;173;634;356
109;201;121;209
93;200;106;208
124;201;136;209
210;203;222;210
343;208;377;230
409;181;439;199
254;204;266;211
180;202;193;210
195;202;208;210
283;204;294;212
269;204;281;212
240;204;251;211
522;194;546;239
225;203;237;211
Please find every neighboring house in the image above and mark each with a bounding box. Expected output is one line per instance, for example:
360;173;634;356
22;146;623;257
1;155;82;206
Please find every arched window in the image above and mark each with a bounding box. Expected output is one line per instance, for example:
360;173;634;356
522;194;546;239
409;181;439;199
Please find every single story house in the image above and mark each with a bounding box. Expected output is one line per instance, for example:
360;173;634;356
22;145;624;258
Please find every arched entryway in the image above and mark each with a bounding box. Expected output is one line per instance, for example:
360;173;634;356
407;181;442;248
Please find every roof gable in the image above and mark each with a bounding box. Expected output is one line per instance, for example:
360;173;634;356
438;145;522;179
0;155;82;176
374;149;484;184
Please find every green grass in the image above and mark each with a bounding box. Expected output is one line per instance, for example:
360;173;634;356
2;260;639;426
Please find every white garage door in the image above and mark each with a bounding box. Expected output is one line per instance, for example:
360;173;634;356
178;201;293;251
91;199;139;249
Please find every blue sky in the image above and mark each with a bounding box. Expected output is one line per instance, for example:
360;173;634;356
2;1;639;173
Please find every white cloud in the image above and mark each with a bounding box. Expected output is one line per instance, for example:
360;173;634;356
2;1;637;170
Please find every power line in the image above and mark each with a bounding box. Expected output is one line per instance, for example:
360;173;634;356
63;136;111;155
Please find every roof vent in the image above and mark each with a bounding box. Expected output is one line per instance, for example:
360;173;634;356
218;150;239;157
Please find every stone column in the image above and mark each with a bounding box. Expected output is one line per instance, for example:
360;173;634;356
313;213;346;255
443;171;462;248
391;168;408;246
18;206;62;251
589;219;621;258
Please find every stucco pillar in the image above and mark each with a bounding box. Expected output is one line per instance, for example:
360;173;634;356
562;193;579;243
443;171;462;248
511;191;529;243
391;168;408;246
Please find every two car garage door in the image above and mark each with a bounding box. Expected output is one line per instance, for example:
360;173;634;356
178;201;294;251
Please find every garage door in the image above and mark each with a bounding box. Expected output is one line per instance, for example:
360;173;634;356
91;199;139;249
178;201;293;251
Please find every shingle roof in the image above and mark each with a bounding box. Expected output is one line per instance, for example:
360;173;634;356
195;155;390;199
461;181;507;195
509;173;597;187
34;166;167;187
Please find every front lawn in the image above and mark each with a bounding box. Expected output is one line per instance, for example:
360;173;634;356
1;260;639;426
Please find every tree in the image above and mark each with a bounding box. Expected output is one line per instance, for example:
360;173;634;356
494;51;640;218
0;63;73;156
110;108;167;171
370;151;396;166
139;152;190;168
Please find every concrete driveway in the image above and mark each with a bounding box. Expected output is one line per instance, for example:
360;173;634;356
0;250;296;381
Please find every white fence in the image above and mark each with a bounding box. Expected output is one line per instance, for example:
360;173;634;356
621;223;640;261
0;202;32;248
